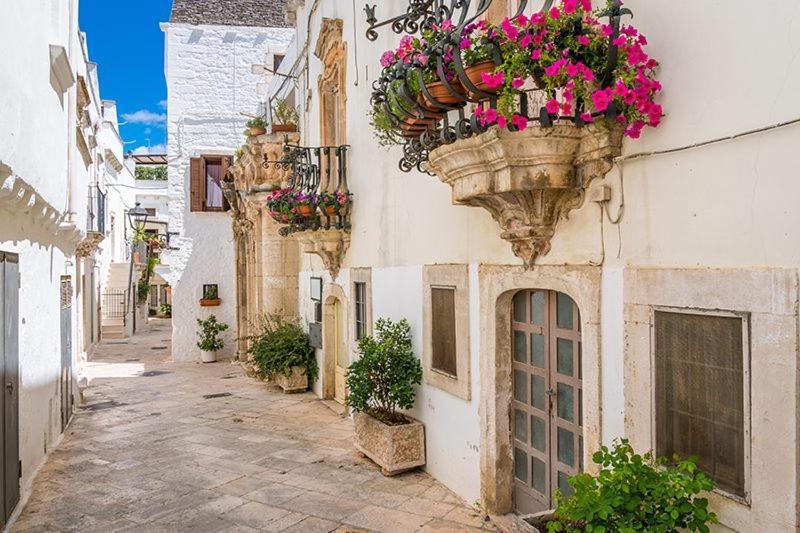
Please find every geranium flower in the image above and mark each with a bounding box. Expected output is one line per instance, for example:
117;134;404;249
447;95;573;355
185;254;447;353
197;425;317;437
580;112;594;123
549;7;561;19
511;114;528;131
512;77;525;89
497;115;508;129
481;71;505;90
380;51;396;67
545;98;560;114
501;18;519;41
577;35;590;46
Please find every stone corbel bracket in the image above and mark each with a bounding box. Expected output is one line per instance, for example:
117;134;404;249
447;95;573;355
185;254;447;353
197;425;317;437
231;132;300;194
0;171;85;247
296;229;350;279
426;123;623;267
75;231;105;258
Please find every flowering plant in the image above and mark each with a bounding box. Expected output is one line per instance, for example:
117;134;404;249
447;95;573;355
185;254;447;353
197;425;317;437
317;191;352;213
265;188;300;224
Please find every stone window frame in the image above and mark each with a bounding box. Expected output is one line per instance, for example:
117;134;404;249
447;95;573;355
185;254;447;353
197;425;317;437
350;268;373;343
622;267;799;530
649;305;752;506
422;264;471;401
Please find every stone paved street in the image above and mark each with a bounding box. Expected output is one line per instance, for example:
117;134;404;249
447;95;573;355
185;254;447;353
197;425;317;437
10;320;497;532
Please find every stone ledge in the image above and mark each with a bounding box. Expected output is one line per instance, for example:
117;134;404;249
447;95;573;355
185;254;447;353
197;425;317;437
296;229;350;279
426;122;622;267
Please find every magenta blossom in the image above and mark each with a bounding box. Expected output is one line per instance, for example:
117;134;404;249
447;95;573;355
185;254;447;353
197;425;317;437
497;115;508;129
549;7;561;19
380;51;396;67
580;112;594;123
501;18;519;41
545;98;560;114
576;35;590;46
511;114;528;131
512;77;525;89
481;71;505;90
591;88;614;112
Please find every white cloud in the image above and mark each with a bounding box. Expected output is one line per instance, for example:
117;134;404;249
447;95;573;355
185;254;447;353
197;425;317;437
121;109;166;126
132;143;167;155
158;99;168;109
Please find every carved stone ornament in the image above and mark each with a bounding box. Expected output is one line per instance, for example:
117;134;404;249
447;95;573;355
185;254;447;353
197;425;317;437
75;231;105;258
425;122;623;267
296;229;350;279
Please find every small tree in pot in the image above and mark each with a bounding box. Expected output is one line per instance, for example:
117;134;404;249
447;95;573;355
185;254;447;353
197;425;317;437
346;318;424;475
196;315;228;363
248;314;318;393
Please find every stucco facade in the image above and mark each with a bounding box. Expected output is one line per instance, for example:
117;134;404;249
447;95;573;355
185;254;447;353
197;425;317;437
221;1;800;531
162;14;293;361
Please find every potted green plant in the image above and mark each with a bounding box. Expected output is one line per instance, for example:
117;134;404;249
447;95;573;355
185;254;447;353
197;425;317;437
271;98;299;133
196;315;229;363
246;116;267;136
200;284;220;306
248;314;318;393
316;190;352;216
515;439;718;533
346;318;424;476
160;303;172;317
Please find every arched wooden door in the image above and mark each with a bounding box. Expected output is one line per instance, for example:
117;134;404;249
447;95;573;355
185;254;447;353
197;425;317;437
511;290;582;514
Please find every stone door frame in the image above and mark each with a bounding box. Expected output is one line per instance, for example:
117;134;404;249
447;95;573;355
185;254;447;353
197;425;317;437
478;264;602;514
322;283;348;400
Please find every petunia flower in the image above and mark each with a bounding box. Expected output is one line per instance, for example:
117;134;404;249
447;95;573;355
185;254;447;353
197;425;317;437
591;88;613;112
577;35;590;46
531;49;542;60
481;71;505;90
512;77;525;89
511;114;528;131
497;115;508;129
545;98;560;114
501;18;519;40
549;7;561;19
460;37;471;50
580;112;594;123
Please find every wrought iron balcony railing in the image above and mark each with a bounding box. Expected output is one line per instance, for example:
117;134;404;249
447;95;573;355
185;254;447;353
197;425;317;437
264;142;352;237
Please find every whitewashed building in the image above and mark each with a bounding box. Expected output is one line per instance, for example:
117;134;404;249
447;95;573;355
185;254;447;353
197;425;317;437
162;0;294;361
0;0;132;525
219;0;800;531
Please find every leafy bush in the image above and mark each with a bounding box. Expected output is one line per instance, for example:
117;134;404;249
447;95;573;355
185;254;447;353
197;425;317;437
135;166;167;181
547;440;717;533
160;303;172;317
196;315;228;352
246;116;265;129
346;318;422;425
137;279;150;303
272;98;299;125
248;314;318;382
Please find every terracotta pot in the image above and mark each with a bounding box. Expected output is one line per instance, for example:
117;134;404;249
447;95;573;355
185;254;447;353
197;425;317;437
272;124;298;133
423;80;466;105
248;126;266;136
297;204;315;217
464;60;499;96
324;205;337;216
199;298;221;307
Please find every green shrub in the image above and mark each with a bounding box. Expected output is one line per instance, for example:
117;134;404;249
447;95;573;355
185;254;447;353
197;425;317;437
272;98;299;125
547;440;718;533
246;116;265;129
196;315;228;352
248;314;318;382
160;303;172;317
135;166;167;181
345;318;422;425
137;279;150;303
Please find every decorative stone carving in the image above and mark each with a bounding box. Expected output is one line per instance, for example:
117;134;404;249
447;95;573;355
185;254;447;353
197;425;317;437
426;123;623;267
231;132;299;193
297;229;350;279
74;231;105;258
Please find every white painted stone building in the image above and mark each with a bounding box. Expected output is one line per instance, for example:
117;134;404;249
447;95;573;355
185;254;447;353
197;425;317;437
223;0;800;531
162;0;294;361
0;0;133;525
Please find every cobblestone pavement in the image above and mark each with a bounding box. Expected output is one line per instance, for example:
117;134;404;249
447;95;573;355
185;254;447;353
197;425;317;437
11;320;498;532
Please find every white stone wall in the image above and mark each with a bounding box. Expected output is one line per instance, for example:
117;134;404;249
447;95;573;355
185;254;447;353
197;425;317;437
283;0;800;527
163;22;293;361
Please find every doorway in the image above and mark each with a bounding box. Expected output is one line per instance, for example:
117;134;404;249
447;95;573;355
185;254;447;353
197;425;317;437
333;299;347;404
60;276;74;430
0;252;20;526
511;289;582;514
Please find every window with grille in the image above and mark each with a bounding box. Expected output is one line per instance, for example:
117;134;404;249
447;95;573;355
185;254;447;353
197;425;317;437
431;286;457;377
654;310;748;498
354;282;366;340
189;156;231;212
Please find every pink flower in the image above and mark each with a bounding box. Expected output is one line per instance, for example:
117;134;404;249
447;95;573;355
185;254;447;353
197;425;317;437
638;34;648;45
549;7;561;19
512;77;525;89
591;88;613;112
501;18;519;40
560;101;572;115
441;19;454;31
621;25;638;37
566;63;580;77
497;115;508;129
563;0;578;14
483;107;498;124
647;103;663;126
581;0;592;9
520;33;533;48
601;24;613;37
531;49;542;60
614;78;629;97
460;37;471;50
380;51;395;67
417;54;429;66
625;120;645;139
613;36;627;46
545;98;560;114
481;71;505;90
577;35;590;46
511;114;528;131
580;112;594;123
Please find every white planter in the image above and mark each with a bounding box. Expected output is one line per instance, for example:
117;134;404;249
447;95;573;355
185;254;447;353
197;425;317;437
201;350;217;363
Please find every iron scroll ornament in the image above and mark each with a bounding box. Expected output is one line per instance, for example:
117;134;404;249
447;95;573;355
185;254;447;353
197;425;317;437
366;0;631;172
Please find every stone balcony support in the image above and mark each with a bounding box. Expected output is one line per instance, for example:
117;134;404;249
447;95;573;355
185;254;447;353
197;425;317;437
426;122;623;267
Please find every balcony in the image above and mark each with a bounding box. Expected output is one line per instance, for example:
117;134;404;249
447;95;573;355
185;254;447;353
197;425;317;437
76;185;106;258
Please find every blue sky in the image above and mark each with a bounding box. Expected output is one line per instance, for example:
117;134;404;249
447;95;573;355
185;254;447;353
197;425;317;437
79;0;172;155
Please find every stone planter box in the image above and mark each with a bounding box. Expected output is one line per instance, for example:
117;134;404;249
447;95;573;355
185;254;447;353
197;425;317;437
511;511;555;533
353;411;425;476
274;366;308;393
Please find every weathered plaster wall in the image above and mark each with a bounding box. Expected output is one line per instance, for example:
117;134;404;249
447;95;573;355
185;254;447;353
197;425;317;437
163;23;293;361
283;0;800;527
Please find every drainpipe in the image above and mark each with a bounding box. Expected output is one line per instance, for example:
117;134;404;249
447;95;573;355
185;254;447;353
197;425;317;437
65;0;77;225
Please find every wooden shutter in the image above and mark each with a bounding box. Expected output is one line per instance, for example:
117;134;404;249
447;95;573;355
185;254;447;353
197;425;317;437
189;157;204;212
221;156;232;211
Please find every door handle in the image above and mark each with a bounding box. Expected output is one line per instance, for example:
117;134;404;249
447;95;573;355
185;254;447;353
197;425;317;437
5;381;13;394
545;388;556;397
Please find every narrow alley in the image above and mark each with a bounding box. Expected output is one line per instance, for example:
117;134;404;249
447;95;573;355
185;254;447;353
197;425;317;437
10;322;493;532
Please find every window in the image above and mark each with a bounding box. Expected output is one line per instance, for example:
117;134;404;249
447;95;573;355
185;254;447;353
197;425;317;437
354;282;367;340
350;269;372;339
273;54;285;71
431;287;457;377
189;155;231;212
145;208;156;216
311;277;323;323
654;310;748;499
422;265;471;400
